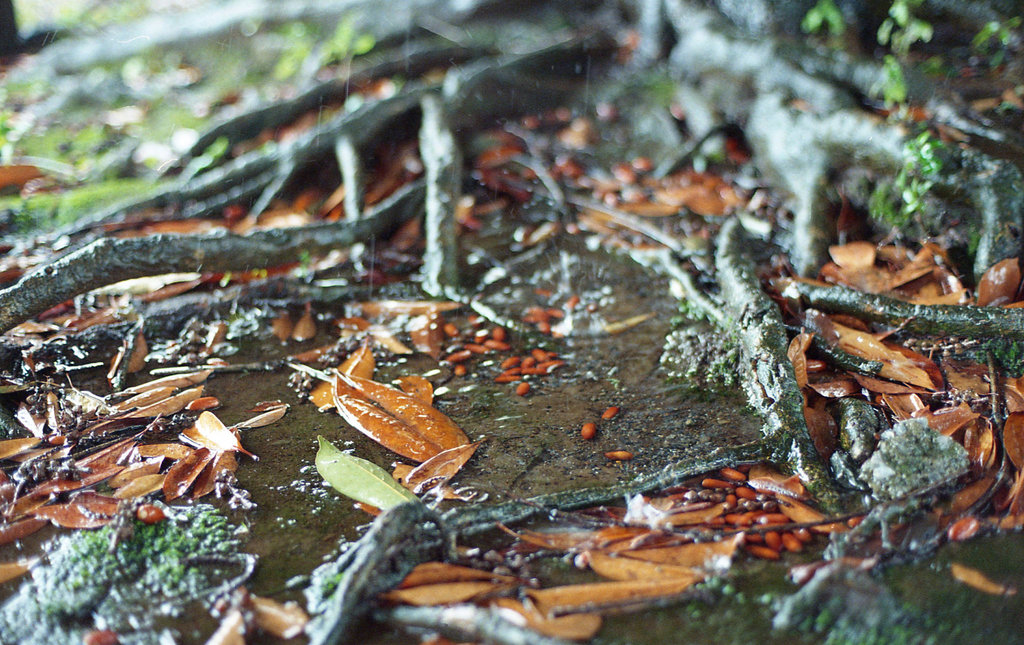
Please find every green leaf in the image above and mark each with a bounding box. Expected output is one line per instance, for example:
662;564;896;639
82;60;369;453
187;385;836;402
315;436;419;510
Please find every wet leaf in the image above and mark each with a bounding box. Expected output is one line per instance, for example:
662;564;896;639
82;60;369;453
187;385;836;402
0;558;37;585
335;392;443;462
383;580;509;605
234;404;288;429
358;300;461;316
399;562;522;588
490;597;602;641
950;562;1017;595
192;451;238;499
292;306;317;341
369;327;414;354
271;311;293;342
315;436;419;510
33;496;118;528
0;437;40;460
112;385;177;412
396;375;434;406
339;342;376;380
205;608;245;645
112;473;166;499
118;370;212;397
1003;412;1024;470
623;534;741;573
403;442;480;493
126;385;205;420
0;518;47;546
832;322;936;389
950;475;996;515
603;313;655;335
181;411;255;457
526;577;699;617
108;457;163;488
163;448;214;500
923;403;979;437
409;314;444;359
138;443;193;460
251;595;309;639
339;374;470;451
586;551;703;582
976;257;1021;306
787;332;812;388
828;241;877;271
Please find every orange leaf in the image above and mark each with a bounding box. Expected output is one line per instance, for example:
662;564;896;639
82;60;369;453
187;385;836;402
108;457;163;488
828;241;876;270
399;562;521;588
396;375;434;406
334;393;443;462
526;577;699;617
112;473;166;499
976;257;1021;306
137;443;193;460
181;411;254;457
33;500;116;528
251;595;309;639
358;300;461;316
271;311;293;342
0;437;40;460
0;165;42;189
787;332;812;388
234;404;288;429
192;450;238;499
118;370;212;397
339;341;376;380
163;448;214;500
586;551;704;582
622;534;741;572
0;558;36;585
292;305;317;341
1003;412;1024;470
0;518;47;546
409;314;444;359
402;441;480;492
490;598;602;641
832;322;936;389
339;374;470;450
382;581;509;606
950;562;1017;595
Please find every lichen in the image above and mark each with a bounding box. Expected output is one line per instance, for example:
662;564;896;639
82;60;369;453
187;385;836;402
859;418;968;500
661;322;741;394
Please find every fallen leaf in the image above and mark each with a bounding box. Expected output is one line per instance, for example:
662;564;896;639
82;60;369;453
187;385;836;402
251;595;309;639
339;341;376;380
369;327;414;354
832;322;936;389
976;257;1021;306
623;534;741;573
0;557;37;585
33;498;117;528
383;581;509;606
0;518;47;546
112;473;166;499
409;314;444;359
0;165;42;189
108;457;163;488
205;608;245;645
828;241;877;271
403;442;480;493
335;392;444;462
112;385;178;412
163;448;214;500
358;300;461;316
0;438;40;460
526;577;699;617
950;562;1017;595
399;562;522;588
603;313;655;335
292;305;317;341
396;375;434;406
234;404;288;429
490;597;602;641
787;333;812;388
586;551;704;582
271;312;294;342
181;411;255;457
192;451;238;499
315;436;419;510
137;443;193;460
118;370;212;397
1003;412;1024;470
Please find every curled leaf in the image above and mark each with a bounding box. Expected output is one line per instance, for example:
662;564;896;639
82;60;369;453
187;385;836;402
403;441;480;492
951;562;1017;595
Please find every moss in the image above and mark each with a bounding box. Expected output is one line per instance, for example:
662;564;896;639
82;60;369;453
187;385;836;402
0;504;243;645
2;177;159;233
661;321;741;394
976;339;1024;377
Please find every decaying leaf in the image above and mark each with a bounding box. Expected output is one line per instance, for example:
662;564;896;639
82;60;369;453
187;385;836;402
118;370;212;397
0;558;37;585
402;441;480;493
831;322;937;389
787;332;812;388
586;551;704;582
251;594;309;639
0;437;40;460
950;562;1017;595
181;411;255;457
292;305;317;341
383;580;510;606
163;448;214;500
526;577;699;617
490;597;602;641
315;436;419;510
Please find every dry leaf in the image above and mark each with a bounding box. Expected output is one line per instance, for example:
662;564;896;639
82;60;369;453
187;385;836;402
235;404;288;429
112;473;166;499
251;595;309;639
526;577;699;617
163;448;214;500
787;333;812;388
828;241;877;270
0;558;36;585
205;608;245;645
403;442;480;492
950;562;1017;595
623;534;741;573
586;551;704;582
976;258;1021;306
181;411;255;457
399;562;521;588
490;597;602;641
383;581;508;606
118;370;212;397
292;306;317;341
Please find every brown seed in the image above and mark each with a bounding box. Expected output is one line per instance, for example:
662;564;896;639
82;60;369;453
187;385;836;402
494;374;522;383
847;515;864;528
491;327;507;342
735;486;757;500
521;367;548;376
601;406;620;420
484;339;511;351
757;513;791;526
764;531;782;551
521;357;537;369
745;532;763;544
515;382;531;396
500;356;521;370
725;513;751;526
794;528;813;543
725;494;738;506
806;359;827;373
445;350;472;363
631;156;654;172
719;467;746;482
443;323;460;338
453;364;467;377
566;294;581;310
537;360;566;373
83;630;120;645
465;343;489;354
136;504;166;525
531;348;549;362
605;450;633;461
947;516;981;542
537;321;551;334
701;478;734;489
746;544;780;560
781;532;803;552
581;422;597;440
502;367;523;376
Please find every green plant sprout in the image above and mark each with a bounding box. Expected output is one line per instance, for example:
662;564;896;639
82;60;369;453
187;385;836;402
874;0;933;108
972;17;1021;67
801;0;845;38
869;130;945;228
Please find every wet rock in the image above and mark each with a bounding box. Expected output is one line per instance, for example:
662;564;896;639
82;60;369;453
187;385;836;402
859;418;968;500
829;450;867;492
833;398;882;463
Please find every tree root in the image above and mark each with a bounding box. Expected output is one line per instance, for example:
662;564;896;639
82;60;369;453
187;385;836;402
0;186;422;333
419;94;462;299
781;280;1024;342
305;502;448;645
714;219;836;505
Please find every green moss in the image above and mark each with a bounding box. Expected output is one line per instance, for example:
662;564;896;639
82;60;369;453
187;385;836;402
975;339;1024;377
661;321;741;394
2;177;159;233
0;505;243;645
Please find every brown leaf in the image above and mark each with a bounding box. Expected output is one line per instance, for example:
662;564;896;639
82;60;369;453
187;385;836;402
807;379;860;398
396;375;434;406
251;595;309;639
33;497;118;528
0;437;40;460
339;374;470;451
234;404;288;429
383;581;509;606
181;411;255;457
271;312;293;342
950;562;1017;595
334;393;443;462
409;314;444;359
205;608;246;645
339;342;375;380
191;451;237;499
108;457;163;488
490;598;602;641
923;403;979;437
0;518;47;546
368;327;414;354
358;300;461;317
976;257;1021;306
0;558;36;585
1003;412;1024;470
803;401;837;459
787;333;812;388
950;475;996;515
163;448;214;500
292;306;317;341
399;562;522;588
832;322;936;389
112;386;177;412
112;473;166;499
964;419;997;470
124;385;205;420
402;442;480;492
622;534;741;572
118;370;212;397
137;443;193;460
0;164;42;189
526;577;699;617
586;551;704;582
828;241;877;271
